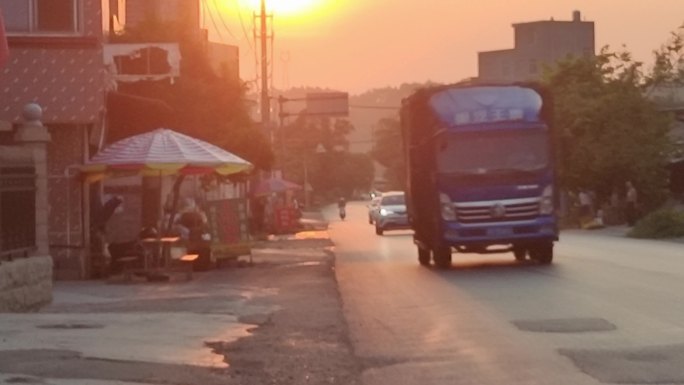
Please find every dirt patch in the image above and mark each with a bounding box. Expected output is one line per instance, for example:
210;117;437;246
214;253;362;385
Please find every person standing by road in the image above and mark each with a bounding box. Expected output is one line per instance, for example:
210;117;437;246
625;181;638;226
578;190;593;218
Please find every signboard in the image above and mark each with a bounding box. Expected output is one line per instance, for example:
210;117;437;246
206;198;250;244
306;92;349;117
429;86;543;126
274;207;300;234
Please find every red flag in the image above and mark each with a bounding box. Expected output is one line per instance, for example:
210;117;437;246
0;9;9;68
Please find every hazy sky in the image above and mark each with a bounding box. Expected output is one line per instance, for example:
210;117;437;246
208;1;684;95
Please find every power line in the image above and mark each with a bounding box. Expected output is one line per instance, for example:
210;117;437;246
234;0;256;55
203;0;224;41
230;0;260;88
212;0;239;41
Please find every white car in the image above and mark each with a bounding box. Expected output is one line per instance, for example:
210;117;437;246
374;191;410;235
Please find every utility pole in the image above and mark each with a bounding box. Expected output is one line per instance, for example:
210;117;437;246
259;0;271;144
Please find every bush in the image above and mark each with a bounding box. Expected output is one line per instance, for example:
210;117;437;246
628;209;684;239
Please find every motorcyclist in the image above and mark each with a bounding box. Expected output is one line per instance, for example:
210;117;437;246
337;197;347;220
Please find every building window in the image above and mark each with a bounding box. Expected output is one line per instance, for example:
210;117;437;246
0;0;81;34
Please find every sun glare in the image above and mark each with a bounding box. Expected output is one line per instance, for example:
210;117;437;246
237;0;322;16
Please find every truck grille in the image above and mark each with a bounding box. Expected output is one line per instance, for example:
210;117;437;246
455;198;540;224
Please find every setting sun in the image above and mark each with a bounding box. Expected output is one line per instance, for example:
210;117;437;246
237;0;322;16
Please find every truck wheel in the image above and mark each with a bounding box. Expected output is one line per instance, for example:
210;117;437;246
433;246;452;269
418;247;431;266
513;246;527;261
529;242;553;265
375;224;384;236
368;215;373;224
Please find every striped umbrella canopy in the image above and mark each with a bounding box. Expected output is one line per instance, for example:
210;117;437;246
83;128;253;178
252;177;302;197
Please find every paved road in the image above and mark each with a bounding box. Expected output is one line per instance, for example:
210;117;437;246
329;202;684;385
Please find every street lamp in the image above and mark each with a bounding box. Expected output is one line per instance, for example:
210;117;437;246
304;144;326;208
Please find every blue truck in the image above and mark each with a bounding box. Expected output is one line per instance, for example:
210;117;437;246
400;83;558;268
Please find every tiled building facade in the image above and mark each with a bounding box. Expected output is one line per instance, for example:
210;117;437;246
0;0;111;279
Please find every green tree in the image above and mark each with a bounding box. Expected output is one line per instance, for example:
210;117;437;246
543;48;673;210
278;114;373;199
645;24;684;89
371;117;405;190
312;151;374;199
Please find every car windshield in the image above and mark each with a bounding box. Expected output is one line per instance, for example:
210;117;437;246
436;128;549;174
382;195;405;205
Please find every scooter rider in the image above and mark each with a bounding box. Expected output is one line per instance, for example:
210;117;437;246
338;197;347;220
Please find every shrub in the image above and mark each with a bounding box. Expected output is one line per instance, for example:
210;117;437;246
628;209;684;239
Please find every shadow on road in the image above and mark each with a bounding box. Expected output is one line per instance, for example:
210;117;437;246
426;258;559;274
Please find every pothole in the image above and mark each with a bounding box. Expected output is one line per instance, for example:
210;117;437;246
560;344;684;384
36;323;105;330
512;317;616;333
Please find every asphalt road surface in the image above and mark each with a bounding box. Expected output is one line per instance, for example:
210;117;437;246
328;202;684;385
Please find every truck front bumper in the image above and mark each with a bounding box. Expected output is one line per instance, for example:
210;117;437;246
442;216;558;246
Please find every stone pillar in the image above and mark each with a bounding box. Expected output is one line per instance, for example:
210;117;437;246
14;103;51;256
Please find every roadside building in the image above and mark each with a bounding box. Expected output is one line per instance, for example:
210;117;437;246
0;0;120;281
478;10;595;83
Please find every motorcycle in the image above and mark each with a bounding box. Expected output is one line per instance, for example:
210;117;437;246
339;206;346;220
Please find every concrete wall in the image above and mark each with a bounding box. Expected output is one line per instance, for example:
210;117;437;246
125;0;200;31
0;256;53;312
0;107;54;310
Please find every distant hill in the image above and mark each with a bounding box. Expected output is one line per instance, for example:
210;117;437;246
261;82;437;154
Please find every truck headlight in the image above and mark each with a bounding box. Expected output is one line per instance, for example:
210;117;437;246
539;185;554;215
440;193;456;221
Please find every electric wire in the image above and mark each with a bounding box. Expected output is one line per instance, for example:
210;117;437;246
212;0;239;41
234;0;256;54
204;0;225;41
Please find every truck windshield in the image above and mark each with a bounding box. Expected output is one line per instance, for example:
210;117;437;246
436;128;549;174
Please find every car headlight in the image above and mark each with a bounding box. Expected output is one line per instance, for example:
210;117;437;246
539;185;554;215
380;208;394;216
440;193;456;221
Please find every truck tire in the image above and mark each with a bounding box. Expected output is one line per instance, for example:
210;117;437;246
375;224;384;236
513;245;527;261
418;247;431;266
529;242;553;265
433;246;452;269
